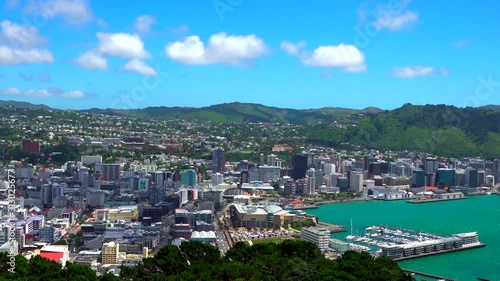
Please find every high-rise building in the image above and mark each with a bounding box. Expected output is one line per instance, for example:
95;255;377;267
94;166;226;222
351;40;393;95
258;166;280;182
102;241;119;264
349;172;363;192
267;154;277;166
180;169;197;187
240;170;249;184
306;175;316;195
465;168;478;188
212;147;225;173
424;158;438;174
212;172;224;186
494;159;500;181
292;154;308;180
412;169;425;187
323;163;336;176
95;163;120;181
436;168;456;188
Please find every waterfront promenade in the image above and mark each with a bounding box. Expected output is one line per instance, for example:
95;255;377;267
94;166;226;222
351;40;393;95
293;197;373;210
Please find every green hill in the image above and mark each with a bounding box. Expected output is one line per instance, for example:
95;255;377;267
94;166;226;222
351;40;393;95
82;102;383;124
306;103;500;158
0;100;52;110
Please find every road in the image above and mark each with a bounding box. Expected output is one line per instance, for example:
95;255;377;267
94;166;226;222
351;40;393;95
214;204;232;255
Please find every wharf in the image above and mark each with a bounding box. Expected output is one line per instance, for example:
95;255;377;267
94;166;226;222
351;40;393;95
393;243;486;261
407;197;467;203
401;268;457;281
293;205;318;210
316;222;346;233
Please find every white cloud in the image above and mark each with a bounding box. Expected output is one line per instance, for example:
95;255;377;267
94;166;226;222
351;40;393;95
376;11;418;31
359;0;418;31
0;46;54;64
280;41;306;55
60;90;85;98
165;32;267;65
134;15;156;34
392;66;437;78
97;32;150;59
74;50;108;70
0;20;54;64
0;87;87;98
301;44;366;72
23;0;93;25
122;59;157;76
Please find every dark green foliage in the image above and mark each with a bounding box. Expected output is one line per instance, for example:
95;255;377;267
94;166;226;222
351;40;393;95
307;104;500;158
0;241;414;281
290;219;316;230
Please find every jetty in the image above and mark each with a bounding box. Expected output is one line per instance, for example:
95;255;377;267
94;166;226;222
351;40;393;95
316;222;346;233
401;268;457;281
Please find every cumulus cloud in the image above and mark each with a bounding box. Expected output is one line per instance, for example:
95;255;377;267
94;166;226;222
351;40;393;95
0;87;88;98
358;0;418;31
281;41;366;72
18;70;51;82
280;41;306;55
74;50;108;70
134;15;156;34
122;59;157;76
392;66;447;78
60;90;85;98
97;32;150;59
23;0;93;26
165;32;267;65
0;20;54;65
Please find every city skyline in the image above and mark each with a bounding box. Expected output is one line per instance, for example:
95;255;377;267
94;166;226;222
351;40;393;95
0;0;499;110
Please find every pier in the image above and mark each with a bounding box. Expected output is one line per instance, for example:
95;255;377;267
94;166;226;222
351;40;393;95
393;242;486;261
316;222;346;233
401;268;457;281
407;197;467;203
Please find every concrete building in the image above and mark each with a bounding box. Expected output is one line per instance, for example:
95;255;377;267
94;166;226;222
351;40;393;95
349;172;363;192
102;241;120;264
300;227;330;251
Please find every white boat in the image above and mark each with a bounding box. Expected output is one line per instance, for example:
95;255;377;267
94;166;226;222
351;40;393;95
345;235;355;240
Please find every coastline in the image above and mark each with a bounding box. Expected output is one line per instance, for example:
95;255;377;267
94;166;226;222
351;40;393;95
293;198;373;210
407;197;467;204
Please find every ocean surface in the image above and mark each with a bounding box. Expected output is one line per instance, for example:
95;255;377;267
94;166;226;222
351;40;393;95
306;195;500;281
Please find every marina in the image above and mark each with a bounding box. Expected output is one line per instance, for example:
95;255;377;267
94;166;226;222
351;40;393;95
306;195;500;280
341;224;485;261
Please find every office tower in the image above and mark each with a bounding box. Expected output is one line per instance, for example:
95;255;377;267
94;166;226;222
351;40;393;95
292;154;308;180
180;169;197;187
369;162;382;177
349;172;363;192
154;171;166;187
95;163;120;181
258;166;281;182
363;155;377;171
212;172;224;186
424;173;435;187
465;168;478;188
259;153;265;166
485;175;495;187
424;158;438;174
315;169;323;187
436;169;456;188
455;170;465;187
478;170;486;186
267;154;277;166
212;147;225;173
412;169;425;187
324;163;336;176
329;173;342;187
306;176;316;195
494;159;500;181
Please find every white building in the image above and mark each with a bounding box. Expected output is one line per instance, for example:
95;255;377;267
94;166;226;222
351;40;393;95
212;173;224;186
349;172;363;192
300;227;330;251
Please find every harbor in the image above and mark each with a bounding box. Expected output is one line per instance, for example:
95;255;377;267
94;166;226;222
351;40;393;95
340;225;485;261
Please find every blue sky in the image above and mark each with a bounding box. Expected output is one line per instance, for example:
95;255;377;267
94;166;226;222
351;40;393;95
0;0;498;110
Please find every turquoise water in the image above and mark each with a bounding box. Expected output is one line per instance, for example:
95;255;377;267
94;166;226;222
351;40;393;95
306;196;500;281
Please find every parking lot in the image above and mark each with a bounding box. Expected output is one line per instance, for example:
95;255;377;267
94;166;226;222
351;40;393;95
230;229;293;242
